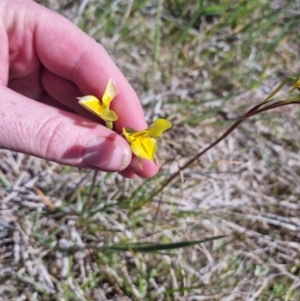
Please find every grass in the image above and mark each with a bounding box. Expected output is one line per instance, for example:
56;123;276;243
1;0;300;300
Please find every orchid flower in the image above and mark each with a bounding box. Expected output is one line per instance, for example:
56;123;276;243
77;78;118;129
123;118;171;166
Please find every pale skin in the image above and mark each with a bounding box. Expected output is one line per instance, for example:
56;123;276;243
0;0;159;178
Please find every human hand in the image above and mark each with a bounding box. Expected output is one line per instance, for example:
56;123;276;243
0;0;159;178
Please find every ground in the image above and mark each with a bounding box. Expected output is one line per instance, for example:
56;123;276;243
1;0;300;300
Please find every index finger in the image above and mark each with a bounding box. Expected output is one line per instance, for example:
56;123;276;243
29;1;148;132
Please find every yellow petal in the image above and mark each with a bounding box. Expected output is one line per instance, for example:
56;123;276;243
137;157;143;170
148;118;172;137
77;95;103;118
129;129;151;139
131;137;157;160
123;127;136;143
102;78;117;108
101;108;118;121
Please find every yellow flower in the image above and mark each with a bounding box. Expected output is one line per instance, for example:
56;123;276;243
123;118;171;164
290;79;300;93
77;78;118;129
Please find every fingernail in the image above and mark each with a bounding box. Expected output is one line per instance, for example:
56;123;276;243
82;137;130;171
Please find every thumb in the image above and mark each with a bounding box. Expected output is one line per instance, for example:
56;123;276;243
0;87;131;171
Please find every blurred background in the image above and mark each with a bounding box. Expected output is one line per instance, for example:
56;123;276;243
1;0;300;300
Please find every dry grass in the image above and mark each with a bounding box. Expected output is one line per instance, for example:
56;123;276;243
1;0;300;300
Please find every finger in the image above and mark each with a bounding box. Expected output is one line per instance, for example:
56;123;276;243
119;159;160;178
0;86;131;172
37;91;76;113
41;69;101;122
0;24;8;85
29;3;146;130
3;1;147;129
3;0;159;178
119;168;137;179
129;157;159;178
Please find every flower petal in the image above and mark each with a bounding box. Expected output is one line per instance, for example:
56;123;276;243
77;95;103;118
148;118;172;137
131;137;157;160
102;78;117;108
101;108;118;121
123;127;136;143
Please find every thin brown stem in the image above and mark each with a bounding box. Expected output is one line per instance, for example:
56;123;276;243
147;79;300;201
